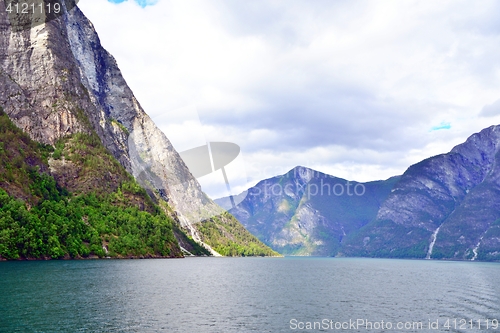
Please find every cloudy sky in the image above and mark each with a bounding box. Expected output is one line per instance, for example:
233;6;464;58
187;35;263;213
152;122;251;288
79;0;500;199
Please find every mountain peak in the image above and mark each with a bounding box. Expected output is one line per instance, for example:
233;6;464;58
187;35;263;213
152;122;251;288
287;166;316;183
216;166;398;256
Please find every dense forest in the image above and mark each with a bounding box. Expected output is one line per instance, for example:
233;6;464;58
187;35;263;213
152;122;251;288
0;108;188;259
196;212;280;257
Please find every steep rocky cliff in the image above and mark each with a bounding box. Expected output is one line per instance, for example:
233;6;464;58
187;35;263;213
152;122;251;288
62;6;225;253
343;125;500;260
216;166;398;256
0;3;276;257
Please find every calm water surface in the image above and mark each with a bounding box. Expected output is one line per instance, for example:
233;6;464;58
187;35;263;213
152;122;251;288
1;258;499;332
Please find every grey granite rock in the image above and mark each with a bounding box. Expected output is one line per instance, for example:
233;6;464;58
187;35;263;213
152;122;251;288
0;4;243;256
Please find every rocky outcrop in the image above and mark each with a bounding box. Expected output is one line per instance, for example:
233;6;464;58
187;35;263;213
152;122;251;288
0;1;89;144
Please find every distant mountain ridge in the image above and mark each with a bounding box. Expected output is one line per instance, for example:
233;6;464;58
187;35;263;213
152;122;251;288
219;125;500;261
216;167;399;256
343;125;500;261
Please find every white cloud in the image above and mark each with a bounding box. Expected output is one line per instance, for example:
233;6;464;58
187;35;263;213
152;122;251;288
480;99;500;117
79;0;500;199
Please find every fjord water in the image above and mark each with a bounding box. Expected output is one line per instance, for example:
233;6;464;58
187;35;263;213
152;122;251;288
1;258;499;332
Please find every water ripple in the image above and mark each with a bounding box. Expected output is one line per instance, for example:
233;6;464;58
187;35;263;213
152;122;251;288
0;258;499;332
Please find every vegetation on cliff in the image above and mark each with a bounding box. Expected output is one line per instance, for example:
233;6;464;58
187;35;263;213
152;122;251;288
196;212;281;257
0;108;183;260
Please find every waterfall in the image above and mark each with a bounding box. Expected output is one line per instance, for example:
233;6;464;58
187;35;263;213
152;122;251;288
471;236;484;261
426;225;442;259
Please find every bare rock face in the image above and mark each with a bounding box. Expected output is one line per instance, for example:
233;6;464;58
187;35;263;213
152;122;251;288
0;5;230;255
0;1;89;144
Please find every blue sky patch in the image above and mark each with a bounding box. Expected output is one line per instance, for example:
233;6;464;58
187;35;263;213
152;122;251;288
107;0;158;8
430;122;451;132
